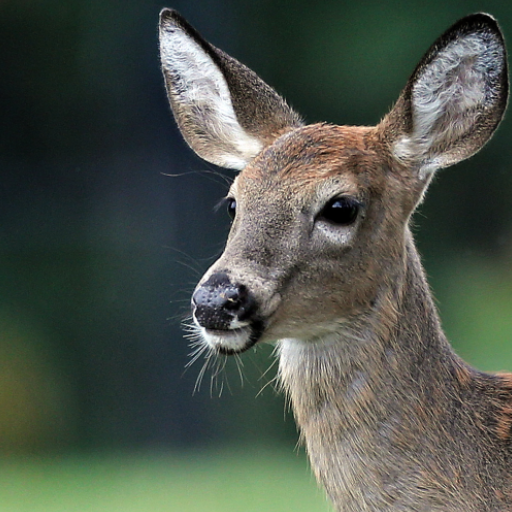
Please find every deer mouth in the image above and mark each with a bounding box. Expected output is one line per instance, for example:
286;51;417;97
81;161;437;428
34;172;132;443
198;320;265;355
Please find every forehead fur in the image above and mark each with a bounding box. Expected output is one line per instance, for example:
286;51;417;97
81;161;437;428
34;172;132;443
242;123;387;184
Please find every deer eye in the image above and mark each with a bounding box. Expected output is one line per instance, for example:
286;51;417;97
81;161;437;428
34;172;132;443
318;197;360;226
226;198;237;220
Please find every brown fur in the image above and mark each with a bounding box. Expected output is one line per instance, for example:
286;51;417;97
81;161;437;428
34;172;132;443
159;9;511;512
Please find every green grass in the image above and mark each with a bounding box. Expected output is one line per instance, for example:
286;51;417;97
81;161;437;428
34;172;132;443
0;448;331;512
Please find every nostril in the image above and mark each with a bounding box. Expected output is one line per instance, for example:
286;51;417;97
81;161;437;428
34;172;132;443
192;276;256;330
222;286;244;311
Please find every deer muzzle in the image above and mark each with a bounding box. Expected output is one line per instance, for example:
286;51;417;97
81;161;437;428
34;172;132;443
191;272;264;354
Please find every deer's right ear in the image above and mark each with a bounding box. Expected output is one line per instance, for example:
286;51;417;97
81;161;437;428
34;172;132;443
159;9;303;170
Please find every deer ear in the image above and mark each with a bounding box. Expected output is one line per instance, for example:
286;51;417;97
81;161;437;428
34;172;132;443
159;9;303;170
382;13;508;180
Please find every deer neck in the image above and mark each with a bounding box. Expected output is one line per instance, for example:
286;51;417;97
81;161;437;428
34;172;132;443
277;232;459;510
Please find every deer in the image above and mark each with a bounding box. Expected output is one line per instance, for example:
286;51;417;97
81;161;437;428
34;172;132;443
159;8;511;511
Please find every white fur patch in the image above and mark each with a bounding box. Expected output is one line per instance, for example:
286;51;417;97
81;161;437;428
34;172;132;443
197;324;252;352
393;32;505;178
160;23;263;169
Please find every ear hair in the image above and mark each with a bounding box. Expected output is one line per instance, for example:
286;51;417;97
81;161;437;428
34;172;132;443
383;13;508;180
159;9;302;170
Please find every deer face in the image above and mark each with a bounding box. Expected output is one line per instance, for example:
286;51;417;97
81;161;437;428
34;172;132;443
191;124;421;354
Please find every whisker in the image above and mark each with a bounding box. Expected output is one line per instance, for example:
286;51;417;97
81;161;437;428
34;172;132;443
233;353;245;388
258;352;279;383
186;344;208;369
193;352;213;395
161;167;232;187
256;374;280;398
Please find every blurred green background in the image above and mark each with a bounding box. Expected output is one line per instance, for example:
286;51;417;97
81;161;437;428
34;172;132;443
1;0;511;510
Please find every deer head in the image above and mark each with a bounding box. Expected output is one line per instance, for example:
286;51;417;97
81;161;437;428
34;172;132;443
159;10;507;356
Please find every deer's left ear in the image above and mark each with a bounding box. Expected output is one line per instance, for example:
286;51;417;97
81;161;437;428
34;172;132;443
159;9;302;171
381;13;508;180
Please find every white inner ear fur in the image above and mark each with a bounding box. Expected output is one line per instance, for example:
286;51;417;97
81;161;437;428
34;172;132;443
160;25;263;170
393;32;505;179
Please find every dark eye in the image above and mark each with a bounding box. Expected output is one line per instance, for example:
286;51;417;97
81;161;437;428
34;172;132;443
318;197;360;225
226;198;236;220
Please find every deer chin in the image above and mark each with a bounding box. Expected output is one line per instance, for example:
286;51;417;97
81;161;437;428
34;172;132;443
196;319;266;355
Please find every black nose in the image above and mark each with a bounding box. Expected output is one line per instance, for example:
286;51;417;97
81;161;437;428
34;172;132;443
192;272;256;330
